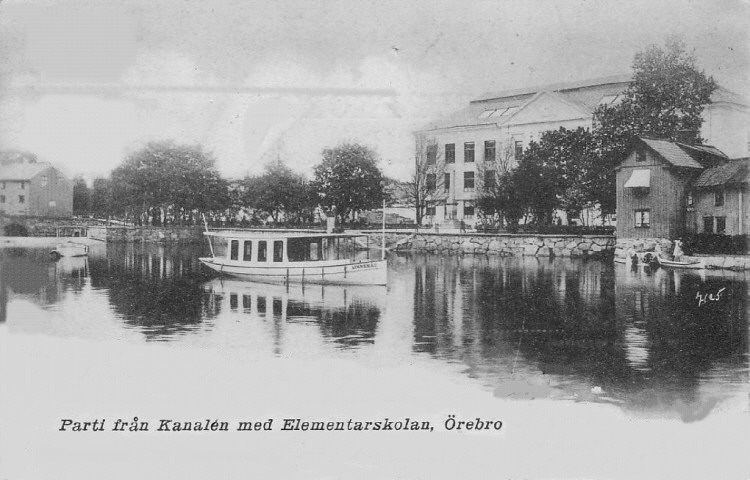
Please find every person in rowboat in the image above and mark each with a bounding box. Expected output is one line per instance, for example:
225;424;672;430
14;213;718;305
672;239;684;262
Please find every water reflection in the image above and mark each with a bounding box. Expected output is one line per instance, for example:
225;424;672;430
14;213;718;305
0;248;91;321
202;278;383;352
87;243;216;340
410;254;748;416
2;245;747;416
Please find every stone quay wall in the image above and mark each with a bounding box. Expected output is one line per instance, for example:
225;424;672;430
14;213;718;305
88;226;204;243
366;231;616;257
613;237;675;260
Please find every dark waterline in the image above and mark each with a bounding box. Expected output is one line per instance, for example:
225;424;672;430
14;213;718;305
1;243;747;418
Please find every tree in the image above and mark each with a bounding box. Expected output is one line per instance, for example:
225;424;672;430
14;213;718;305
312;142;385;225
243;159;314;224
72;176;90;216
510;139;561;224
592;37;717;213
408;134;447;225
476;141;521;228
90;177;114;220
111;141;229;225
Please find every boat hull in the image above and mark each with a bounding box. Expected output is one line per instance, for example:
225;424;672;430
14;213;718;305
199;257;387;285
655;256;705;269
51;243;89;257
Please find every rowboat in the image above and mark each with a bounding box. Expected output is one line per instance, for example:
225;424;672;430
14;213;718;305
655;256;705;270
50;241;89;257
198;231;387;285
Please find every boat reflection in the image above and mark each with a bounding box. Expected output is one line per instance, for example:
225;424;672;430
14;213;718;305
202;278;385;350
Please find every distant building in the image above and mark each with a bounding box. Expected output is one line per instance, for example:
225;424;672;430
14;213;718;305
418;75;750;227
0;155;73;217
616;137;750;240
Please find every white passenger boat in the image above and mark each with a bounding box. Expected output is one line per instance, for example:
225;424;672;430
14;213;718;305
50;241;89;257
199;231;387;285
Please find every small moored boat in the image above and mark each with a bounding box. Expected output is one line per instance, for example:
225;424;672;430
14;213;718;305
655;256;705;270
198;231;387;285
50;241;89;258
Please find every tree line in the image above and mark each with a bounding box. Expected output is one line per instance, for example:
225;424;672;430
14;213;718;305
73;141;386;227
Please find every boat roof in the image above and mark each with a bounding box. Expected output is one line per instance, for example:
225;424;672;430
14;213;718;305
204;230;368;239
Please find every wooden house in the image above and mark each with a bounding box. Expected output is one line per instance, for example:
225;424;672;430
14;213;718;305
0;158;73;217
688;158;750;235
616;138;727;239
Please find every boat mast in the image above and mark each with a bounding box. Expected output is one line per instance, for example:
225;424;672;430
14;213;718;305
381;198;386;260
202;213;215;257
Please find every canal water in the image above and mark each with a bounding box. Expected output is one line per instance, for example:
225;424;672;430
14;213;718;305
1;242;748;479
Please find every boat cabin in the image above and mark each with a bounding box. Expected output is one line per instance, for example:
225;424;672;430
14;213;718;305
208;232;369;264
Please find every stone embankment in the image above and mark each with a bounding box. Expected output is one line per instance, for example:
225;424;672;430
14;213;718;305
371;232;615;257
613;237;675;259
88;226;204;243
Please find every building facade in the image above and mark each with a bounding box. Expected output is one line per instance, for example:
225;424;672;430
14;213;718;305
418;75;750;227
688;158;750;236
0;161;73;217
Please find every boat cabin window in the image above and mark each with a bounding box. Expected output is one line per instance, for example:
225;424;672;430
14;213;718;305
230;240;239;260
287;237;324;262
243;241;253;261
273;241;284;262
258;241;267;262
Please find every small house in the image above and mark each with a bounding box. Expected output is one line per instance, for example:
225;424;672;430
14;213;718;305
616;138;728;239
688;158;750;235
0;159;73;217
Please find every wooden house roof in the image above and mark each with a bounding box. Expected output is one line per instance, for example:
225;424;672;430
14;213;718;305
693;158;750;188
0;162;54;181
638;138;728;169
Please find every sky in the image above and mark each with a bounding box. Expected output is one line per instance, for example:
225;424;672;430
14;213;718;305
0;0;748;182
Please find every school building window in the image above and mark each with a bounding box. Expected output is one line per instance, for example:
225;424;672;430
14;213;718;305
41;175;48;187
715;190;724;206
445;144;455;163
444;173;451;192
703;216;714;233
463;171;475;190
425;205;436;216
20;182;25;190
716;216;726;234
464;142;475;162
18;195;25;204
484;170;496;188
426;144;437;165
484;140;496;162
636;150;646;162
514;141;523;160
634;209;650;228
426;173;436;192
686;191;693;206
463;202;475;218
243;241;253;261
